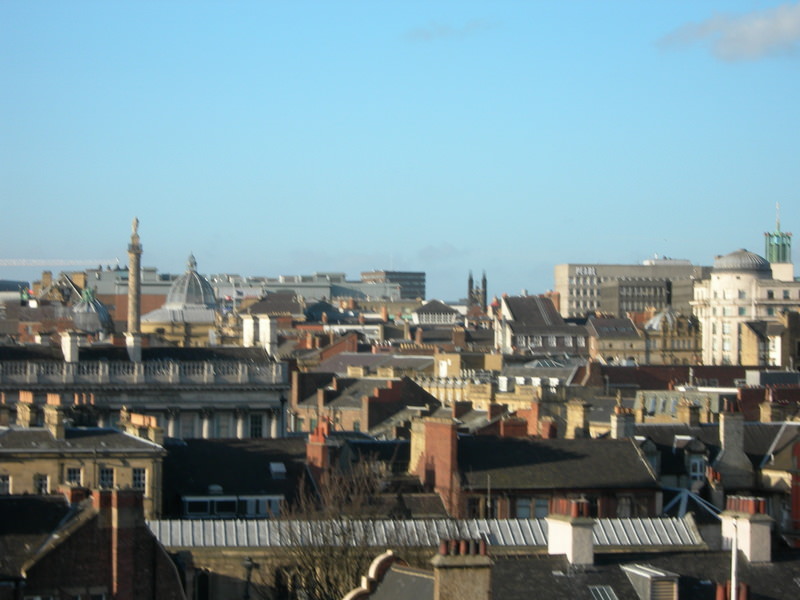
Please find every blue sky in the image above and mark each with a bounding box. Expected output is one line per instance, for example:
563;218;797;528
2;1;800;301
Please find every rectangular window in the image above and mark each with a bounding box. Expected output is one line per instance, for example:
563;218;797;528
34;474;49;494
514;498;531;519
132;468;146;490
66;467;82;486
548;336;557;347
738;290;746;299
99;467;114;489
577;337;585;348
534;498;549;518
564;336;573;347
185;499;210;516
767;290;774;299
532;335;542;347
0;474;10;494
739;307;746;316
784;289;791;300
250;414;263;438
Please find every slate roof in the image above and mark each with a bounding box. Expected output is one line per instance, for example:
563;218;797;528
161;438;307;517
414;300;459;315
635;422;797;469
0;426;165;455
246;293;305;316
492;550;800;600
586;317;641;340
370;564;433;600
311;352;433;376
0;344;275;364
457;437;658;491
0;495;74;579
503;296;565;326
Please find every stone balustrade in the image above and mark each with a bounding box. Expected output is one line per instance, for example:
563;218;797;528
0;360;287;387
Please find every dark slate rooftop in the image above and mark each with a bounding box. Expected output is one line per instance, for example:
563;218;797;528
370;564;433;600
457;436;658;491
586;317;641;340
246;293;305;316
310;352;433;376
504;296;565;326
0;426;165;454
0;495;73;578
0;344;275;363
161;437;307;517
635;422;798;469
492;549;800;600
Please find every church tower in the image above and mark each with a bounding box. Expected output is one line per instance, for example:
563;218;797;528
127;218;142;334
765;203;793;281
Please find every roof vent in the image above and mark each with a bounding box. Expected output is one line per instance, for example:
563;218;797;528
208;484;224;495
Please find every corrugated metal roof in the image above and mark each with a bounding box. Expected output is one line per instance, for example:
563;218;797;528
147;517;701;549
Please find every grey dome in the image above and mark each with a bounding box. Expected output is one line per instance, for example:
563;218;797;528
165;254;217;310
713;249;771;274
72;288;114;334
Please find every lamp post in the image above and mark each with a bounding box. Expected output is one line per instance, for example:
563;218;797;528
242;556;258;600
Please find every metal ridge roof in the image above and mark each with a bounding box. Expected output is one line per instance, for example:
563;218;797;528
147;517;702;549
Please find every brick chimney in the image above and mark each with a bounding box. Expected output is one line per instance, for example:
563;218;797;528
15;391;36;427
565;399;590;439
92;489;146;600
720;495;772;563
546;498;594;566
415;327;424;345
43;393;66;440
431;539;491;600
713;412;754;490
307;418;332;481
420;418;459;515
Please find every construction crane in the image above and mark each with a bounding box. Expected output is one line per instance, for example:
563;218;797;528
0;259;118;267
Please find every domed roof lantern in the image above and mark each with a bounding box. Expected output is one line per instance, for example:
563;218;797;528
713;249;771;274
165;253;217;310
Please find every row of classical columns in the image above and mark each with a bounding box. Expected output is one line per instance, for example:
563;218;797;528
163;407;283;440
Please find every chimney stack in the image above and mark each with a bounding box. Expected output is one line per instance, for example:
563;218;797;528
43;393;66;440
431;538;491;600
610;406;635;439
61;331;80;363
546;498;594;566
713;412;755;490
721;495;772;563
565;399;590;439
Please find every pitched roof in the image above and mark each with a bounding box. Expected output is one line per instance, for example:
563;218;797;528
457;437;658;491
0;426;165;455
0;495;73;578
503;296;564;326
414;300;459;315
0;344;275;363
161;437;307;517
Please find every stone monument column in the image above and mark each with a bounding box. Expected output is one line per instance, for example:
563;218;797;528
127;217;142;334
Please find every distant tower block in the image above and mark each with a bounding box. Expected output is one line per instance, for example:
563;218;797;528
127;217;143;334
765;203;793;281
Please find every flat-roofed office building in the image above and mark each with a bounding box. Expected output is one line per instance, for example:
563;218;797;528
554;258;711;318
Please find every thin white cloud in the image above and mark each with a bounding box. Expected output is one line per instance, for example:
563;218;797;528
660;2;800;61
406;19;495;42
